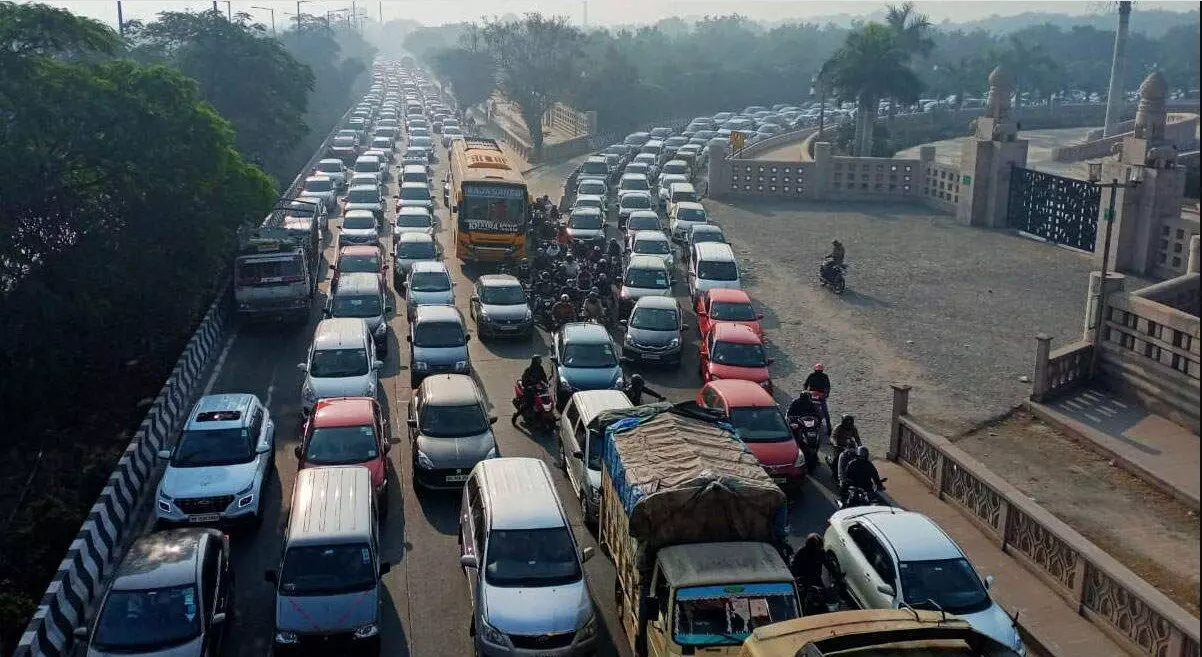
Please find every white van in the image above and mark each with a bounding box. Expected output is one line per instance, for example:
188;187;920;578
688;241;742;300
557;390;633;522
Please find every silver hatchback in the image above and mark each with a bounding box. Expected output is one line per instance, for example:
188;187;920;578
408;374;498;489
404;260;455;320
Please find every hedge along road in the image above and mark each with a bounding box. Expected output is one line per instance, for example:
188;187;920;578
194;128;844;657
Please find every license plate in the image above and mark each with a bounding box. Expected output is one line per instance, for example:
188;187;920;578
772;477;788;484
642;353;661;360
189;514;220;523
498;325;519;331
445;474;469;483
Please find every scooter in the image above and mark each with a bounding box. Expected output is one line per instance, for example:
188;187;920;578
511;380;556;432
789;415;822;474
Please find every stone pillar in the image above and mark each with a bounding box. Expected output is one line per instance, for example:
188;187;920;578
887;384;911;461
706;142;731;200
1188;234;1201;274
1083;272;1126;341
957;67;1029;228
1031;334;1052;401
811;142;833;200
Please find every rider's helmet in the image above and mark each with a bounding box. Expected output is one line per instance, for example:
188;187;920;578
832;239;842;247
588;292;598;301
597;258;607;267
560;294;570;302
597;274;609;284
841;414;854;427
539;271;551;282
565;253;575;261
530;355;542;366
813;362;824;372
856;445;869;459
630;373;644;386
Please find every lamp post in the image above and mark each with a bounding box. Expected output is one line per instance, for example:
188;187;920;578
1087;160;1144;376
223;1;232;20
116;0;125;36
811;61;831;139
251;5;275;36
295;0;310;32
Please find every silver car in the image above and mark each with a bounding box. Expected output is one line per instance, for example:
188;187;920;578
396;181;435;213
339;209;380;247
627;229;675;272
620;295;686;366
343;184;385;221
301;175;338;212
408;374;497;489
299;318;383;414
617;191;654;228
327;271;391;354
404;260;455;320
618;255;672;317
393;232;441;285
394;206;436;238
566;207;605;243
470;274;533;338
155;393;275;527
314;158;348;190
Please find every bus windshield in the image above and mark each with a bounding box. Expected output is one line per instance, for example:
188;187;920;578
459;184;527;233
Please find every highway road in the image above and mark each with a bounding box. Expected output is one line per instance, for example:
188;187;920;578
205;123;847;657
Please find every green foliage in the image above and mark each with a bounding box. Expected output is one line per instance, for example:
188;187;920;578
129;10;314;181
429;46;495;113
0;0;122;63
402;23;469;59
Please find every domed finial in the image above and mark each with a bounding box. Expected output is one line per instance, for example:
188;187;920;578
1139;71;1167;101
988;66;1010;90
986;66;1012;119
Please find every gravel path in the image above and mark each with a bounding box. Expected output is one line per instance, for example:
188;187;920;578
706;197;1104;453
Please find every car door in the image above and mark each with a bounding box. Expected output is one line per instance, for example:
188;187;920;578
199;539;225;656
558;402;584;491
698;332;713;377
374;401;391;463
469;282;482;322
695;293;710;334
844;523;897;609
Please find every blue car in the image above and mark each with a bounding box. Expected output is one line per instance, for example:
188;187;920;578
550;322;625;410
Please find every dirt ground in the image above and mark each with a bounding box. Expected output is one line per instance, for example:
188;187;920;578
954;409;1201;615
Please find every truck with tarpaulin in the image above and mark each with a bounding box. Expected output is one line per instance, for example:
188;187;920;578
598;403;801;657
233;225;317;322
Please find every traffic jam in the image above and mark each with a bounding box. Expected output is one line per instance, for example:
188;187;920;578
71;60;1026;657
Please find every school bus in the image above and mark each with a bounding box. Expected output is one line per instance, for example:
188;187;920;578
448;138;530;263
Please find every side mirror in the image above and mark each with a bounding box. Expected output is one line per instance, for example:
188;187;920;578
211;612;227;626
393;194;400;199
406;335;412;343
264;569;278;584
297;362;308;372
460;554;479;569
581;546;596;562
379;562;392;576
984;575;995;589
322;308;332;319
157;448;172;459
876;583;895;597
756;313;765;320
256;441;271;455
488;416;498;425
293;445;303;459
572;449;583;459
470;296;479;304
767;358;776;365
373;360;384;370
329;264;336;271
382;263;390;271
384;442;392;453
407;418;418;428
549;357;559;366
681;324;690;331
465;334;472;342
619;319;628;327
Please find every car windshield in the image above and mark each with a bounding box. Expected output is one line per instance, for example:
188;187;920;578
484;527;582;587
677;207;707;222
305;424;378;465
403;173;428;184
306;179;334;193
663;164;688;175
698;261;738;281
396;213;432;228
400;186;430;201
630;307;678;331
354;160;379;173
397;241;436;258
569;212;603;230
710;300;756;321
91;585;202;651
342;215;376;230
481;285;526;305
693;231;725;245
413;321;464;348
673;582;798;646
411;137;432;148
899;558;993;615
409;271;450;292
561;341;618;368
310;348;369;378
405;148;425;158
625;268;670;289
420;403;488;437
660;176;686;190
173;427;253;467
635;239;670;255
629;216;660;231
711;341;767;367
622;178;649;191
622;195;652;209
729;407;791;442
279;544;376;596
347;189;380;204
332;293;382;318
316;162;343;174
580;160;608;175
339;254;380;273
332;136;355;147
372;139;391;148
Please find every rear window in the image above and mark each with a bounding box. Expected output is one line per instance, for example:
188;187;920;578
672;189;699;203
698;260;738;281
580;160;608;175
403;172;428;183
237;257;302;285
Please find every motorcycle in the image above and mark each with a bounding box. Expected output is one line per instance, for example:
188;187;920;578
511;380;556;432
532;295;558;330
838;479;888;510
825;440;861;488
800;584;839;616
789;415;822;474
819;260;847;295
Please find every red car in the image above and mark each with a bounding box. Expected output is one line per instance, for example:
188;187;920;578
695;288;764;339
295;397;392;515
697;380;805;491
698;322;774;393
330;244;386;291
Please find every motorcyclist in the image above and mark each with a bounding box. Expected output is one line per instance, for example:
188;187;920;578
607;237;623;260
594;271;611;299
576;266;593;292
588;245;604;264
803;363;832;431
582;292;606;323
624;373;665;405
548;204;560;222
532;245;552;273
789;533;828;593
545;241;562;260
786;390;819;420
821;240;846;283
840;445;885;503
513;356;548;423
551;294;575;327
831;414;862;486
532;271;556;299
560;253;580;279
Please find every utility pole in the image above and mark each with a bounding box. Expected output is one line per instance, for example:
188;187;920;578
252;5;276;36
116;0;125;37
296;0;309;32
224;1;232;20
378;0;383;23
582;0;588;29
212;1;219;12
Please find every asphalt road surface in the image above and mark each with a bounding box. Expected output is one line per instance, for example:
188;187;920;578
205;132;847;657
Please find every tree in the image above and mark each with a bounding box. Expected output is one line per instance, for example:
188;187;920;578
129;9;314;180
483;13;584;159
824;22;923;156
429;46;495;113
0;0;122;66
993;35;1058;108
883;2;935;118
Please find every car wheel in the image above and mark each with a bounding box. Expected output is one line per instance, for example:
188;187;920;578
558;442;568;472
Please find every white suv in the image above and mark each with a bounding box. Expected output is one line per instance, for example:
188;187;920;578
156;393;275;527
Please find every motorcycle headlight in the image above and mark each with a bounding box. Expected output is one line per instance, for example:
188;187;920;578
479;619;508;646
353;623;379;639
413;361;429;371
416;450;434;470
275;631;299;644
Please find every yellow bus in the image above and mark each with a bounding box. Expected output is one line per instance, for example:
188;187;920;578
448;138;530;263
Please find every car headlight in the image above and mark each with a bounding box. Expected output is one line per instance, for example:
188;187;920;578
236;483;255;508
624;333;636;346
454;360;468;371
668;337;680;348
558;377;575;393
275;631;299;644
578;613;598;640
479;619;509;646
479;310;491;322
522;308;533;321
793;449;807;468
759;380;772;389
302;385;317;404
353;623;379;639
413;361;429;371
611;373;626;389
416;450;434;470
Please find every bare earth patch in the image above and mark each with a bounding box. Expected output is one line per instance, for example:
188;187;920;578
954;409;1200;615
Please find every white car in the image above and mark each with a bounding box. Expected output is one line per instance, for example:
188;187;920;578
301;175;338;212
394;206;436;238
824;506;1025;655
339;209;380;247
656;173;688;210
576;178;609;200
668;201;709;242
155;393;275;526
627;230;675;272
405;260;455;320
313;158;348;190
343;183;385;220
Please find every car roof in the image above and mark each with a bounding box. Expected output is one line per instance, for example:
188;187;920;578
578;178;607;186
410;260;449;273
568;389;633;421
339;245;380;257
344;209;376;220
402;164;428;173
333;271;381;295
712;322;762;343
305;175;333;183
675;201;705;211
621;191;652;200
628;210;660;220
669;182;696;191
632;295;678;310
694;241;734;259
706;287;751;303
476;458;565;530
113;529;208;590
288;466;374;546
313;318;368;349
186;393;257;431
479;274;522;287
355;154;381;162
621;173;649;181
633;230;668;241
705;379;776;407
863;510;964;562
312;397;376;427
571;207;602;216
585;155;607;163
347;184;379;192
414;304;463;323
397;231;434;243
690;224;724;236
397;206;431;216
562;321;612;343
400;181;427;189
318;158;344;166
663;159;689;167
419;373;482;406
627;254;668;269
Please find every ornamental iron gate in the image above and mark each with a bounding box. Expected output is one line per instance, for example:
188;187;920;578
1008;166;1101;252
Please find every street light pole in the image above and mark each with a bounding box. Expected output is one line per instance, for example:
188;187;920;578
252;5;276;36
1088;161;1144;376
296;0;309;32
116;0;125;37
223;1;231;20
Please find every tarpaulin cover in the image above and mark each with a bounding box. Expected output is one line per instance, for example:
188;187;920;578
602;404;787;553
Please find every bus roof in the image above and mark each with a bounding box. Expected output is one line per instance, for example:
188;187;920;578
450;137;526;187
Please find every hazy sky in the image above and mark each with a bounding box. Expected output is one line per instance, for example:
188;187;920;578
41;0;1201;29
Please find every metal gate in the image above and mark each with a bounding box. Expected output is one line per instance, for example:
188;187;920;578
1008;166;1101;252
